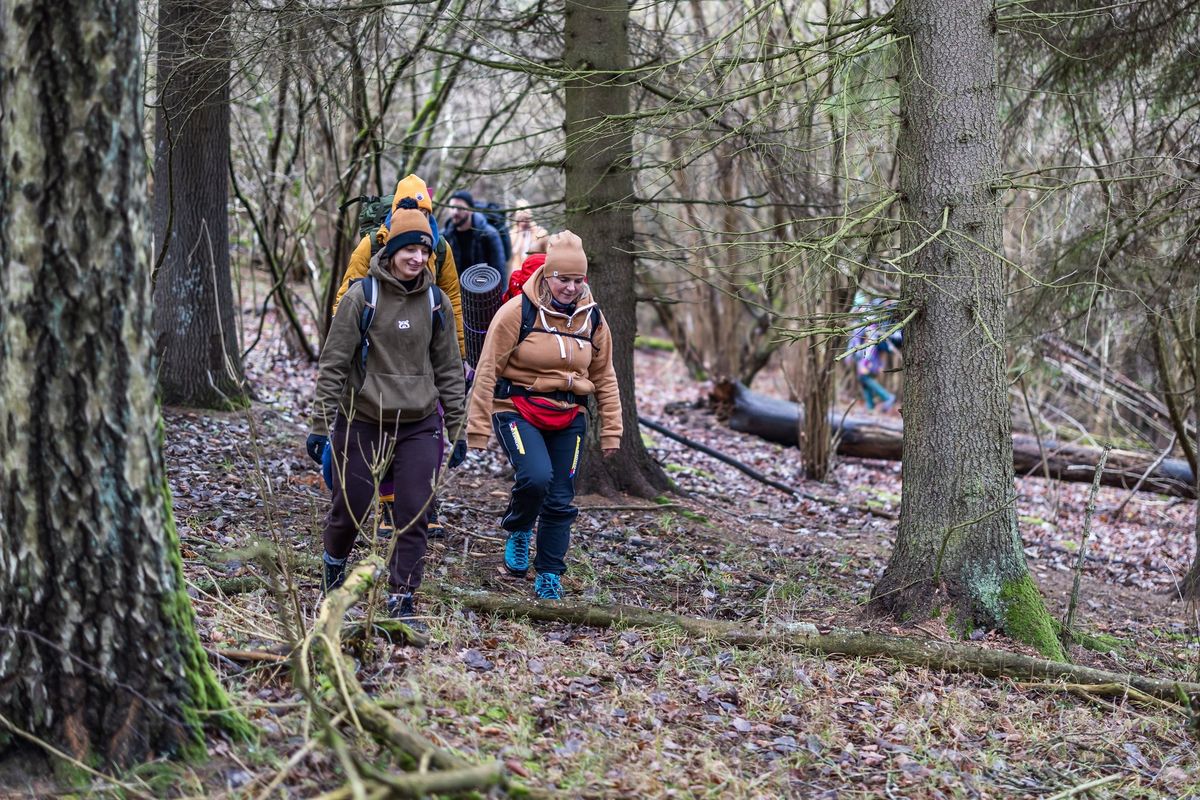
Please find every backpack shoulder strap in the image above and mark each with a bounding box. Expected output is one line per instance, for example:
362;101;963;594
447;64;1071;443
518;294;537;344
429;286;446;336
589;306;603;347
357;276;378;369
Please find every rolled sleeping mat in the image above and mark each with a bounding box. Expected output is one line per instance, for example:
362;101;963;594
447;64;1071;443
459;263;505;367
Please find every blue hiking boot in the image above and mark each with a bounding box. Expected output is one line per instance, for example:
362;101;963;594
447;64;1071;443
504;530;532;577
534;572;563;600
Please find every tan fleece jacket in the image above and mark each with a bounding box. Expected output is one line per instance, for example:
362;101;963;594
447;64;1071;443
313;250;466;441
467;267;623;450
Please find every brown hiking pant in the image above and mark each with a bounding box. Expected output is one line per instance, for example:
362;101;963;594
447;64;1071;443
323;413;441;591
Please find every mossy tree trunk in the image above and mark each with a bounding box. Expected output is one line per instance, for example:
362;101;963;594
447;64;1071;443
563;0;669;499
868;0;1062;659
0;0;247;765
152;0;246;408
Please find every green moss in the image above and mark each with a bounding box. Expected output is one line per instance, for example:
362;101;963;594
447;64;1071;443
161;477;257;755
634;335;676;352
1000;574;1066;661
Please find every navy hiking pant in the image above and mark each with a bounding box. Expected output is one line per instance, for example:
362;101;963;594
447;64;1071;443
324;414;441;591
492;411;586;576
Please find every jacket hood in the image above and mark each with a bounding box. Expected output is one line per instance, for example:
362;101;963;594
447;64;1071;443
522;265;595;318
369;249;433;295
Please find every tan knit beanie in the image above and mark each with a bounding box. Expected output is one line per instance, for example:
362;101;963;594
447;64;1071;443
382;198;433;258
544;230;588;276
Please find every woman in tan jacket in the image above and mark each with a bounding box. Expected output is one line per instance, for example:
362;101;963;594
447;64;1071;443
467;231;621;599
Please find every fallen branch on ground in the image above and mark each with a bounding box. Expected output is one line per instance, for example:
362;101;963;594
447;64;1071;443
637;415;896;520
449;590;1200;702
307;558;507;797
719;381;1195;498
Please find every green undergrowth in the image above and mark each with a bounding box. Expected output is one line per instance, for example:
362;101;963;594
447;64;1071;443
634;334;676;352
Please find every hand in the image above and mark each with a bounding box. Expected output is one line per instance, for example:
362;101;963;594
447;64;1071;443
447;440;468;469
306;434;329;465
602;448;619;459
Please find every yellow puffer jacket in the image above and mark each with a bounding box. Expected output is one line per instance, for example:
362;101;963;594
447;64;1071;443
332;176;465;357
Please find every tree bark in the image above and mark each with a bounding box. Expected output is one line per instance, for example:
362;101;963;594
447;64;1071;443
152;0;245;407
563;0;669;499
868;0;1062;657
0;0;246;766
723;381;1197;498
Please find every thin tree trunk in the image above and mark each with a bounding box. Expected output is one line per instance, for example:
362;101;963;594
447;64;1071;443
868;0;1062;658
0;0;246;765
153;0;246;407
563;0;669;498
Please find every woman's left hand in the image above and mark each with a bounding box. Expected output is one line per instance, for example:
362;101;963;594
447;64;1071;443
602;448;619;459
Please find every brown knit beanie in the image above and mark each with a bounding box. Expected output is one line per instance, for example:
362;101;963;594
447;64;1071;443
544;230;587;276
382;198;433;259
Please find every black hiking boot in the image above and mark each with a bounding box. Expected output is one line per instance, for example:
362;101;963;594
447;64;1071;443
386;592;429;635
322;556;346;594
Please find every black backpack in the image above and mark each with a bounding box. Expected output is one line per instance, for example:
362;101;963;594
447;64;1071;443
479;201;512;264
517;294;602;348
353;276;447;369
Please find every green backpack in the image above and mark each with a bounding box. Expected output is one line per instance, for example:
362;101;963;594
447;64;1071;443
343;193;448;274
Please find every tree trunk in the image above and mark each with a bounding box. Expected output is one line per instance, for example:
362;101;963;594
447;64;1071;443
563;0;669;498
0;0;246;766
868;0;1062;658
152;0;245;407
723;381;1197;498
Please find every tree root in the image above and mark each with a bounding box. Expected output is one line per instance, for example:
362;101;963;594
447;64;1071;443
449;590;1200;702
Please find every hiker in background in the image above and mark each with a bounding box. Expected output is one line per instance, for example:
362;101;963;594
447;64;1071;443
443;190;507;281
507;201;540;277
467;231;621;601
335;174;465;359
846;298;897;413
306;199;468;630
502;224;549;302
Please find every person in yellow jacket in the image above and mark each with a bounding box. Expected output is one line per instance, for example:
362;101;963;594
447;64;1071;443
334;174;466;359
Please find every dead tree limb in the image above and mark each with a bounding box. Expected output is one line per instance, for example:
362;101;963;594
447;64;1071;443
313;559;481;774
450;590;1200;702
638;415;896;520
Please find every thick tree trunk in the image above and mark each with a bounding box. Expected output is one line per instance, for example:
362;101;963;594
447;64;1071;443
152;0;245;407
0;0;244;765
868;0;1062;657
563;0;669;498
724;382;1197;498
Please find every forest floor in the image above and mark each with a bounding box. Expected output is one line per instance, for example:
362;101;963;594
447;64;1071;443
38;306;1200;799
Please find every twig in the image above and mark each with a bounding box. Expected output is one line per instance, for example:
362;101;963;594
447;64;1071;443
637;415;895;520
1044;773;1125;800
1112;433;1177;519
1064;445;1111;639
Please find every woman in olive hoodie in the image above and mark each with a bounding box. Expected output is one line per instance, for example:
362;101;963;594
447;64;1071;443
467;231;622;600
307;199;467;628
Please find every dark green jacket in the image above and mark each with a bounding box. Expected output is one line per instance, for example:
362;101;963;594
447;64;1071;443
312;251;466;440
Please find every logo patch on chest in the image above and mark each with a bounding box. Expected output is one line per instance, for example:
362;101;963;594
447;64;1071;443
397;320;411;330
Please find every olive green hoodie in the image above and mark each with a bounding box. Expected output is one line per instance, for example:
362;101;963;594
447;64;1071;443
312;250;466;440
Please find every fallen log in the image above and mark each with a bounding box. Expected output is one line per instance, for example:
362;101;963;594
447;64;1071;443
450;590;1200;702
720;381;1196;499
